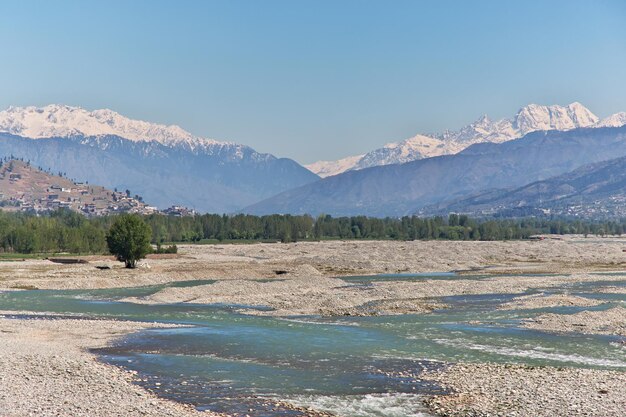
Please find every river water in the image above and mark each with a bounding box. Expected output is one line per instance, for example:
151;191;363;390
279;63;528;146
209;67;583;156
0;273;624;417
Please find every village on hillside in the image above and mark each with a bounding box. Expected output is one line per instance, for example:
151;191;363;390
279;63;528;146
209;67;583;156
0;159;196;217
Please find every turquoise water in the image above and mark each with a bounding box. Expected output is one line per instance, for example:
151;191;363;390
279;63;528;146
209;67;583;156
0;276;624;417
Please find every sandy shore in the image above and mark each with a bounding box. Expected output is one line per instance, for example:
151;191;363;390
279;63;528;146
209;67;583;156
0;316;215;417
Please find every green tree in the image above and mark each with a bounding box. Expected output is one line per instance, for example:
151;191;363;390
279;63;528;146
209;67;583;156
106;214;152;268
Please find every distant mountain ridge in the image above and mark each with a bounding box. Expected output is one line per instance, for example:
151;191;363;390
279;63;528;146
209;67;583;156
247;125;626;217
0;104;221;148
307;102;624;177
420;155;626;219
0;105;319;213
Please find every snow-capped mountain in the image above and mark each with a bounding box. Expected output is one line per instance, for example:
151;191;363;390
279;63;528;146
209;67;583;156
596;112;626;128
306;102;624;177
0;104;217;148
512;102;598;134
352;134;451;171
0;104;319;212
304;135;457;178
0;104;276;161
305;154;365;178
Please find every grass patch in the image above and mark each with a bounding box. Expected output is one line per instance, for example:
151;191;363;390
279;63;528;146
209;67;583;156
0;252;104;261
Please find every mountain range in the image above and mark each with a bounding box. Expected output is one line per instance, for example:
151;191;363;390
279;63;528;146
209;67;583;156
306;103;625;177
246;125;626;217
2;102;626;218
0;105;319;213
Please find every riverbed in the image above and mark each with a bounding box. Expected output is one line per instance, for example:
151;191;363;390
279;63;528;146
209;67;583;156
1;239;625;416
1;271;624;416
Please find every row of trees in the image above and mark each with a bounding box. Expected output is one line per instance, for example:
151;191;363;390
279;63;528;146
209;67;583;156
1;210;625;255
140;213;626;243
0;210;107;254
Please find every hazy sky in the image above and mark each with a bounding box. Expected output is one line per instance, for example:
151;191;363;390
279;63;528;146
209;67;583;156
1;0;625;163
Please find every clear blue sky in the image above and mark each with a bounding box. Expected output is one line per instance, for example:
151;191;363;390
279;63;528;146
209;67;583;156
1;0;625;163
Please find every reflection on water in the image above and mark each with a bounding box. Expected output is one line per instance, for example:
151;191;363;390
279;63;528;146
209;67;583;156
0;275;624;417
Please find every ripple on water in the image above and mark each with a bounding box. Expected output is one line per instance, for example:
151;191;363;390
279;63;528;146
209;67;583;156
432;338;626;368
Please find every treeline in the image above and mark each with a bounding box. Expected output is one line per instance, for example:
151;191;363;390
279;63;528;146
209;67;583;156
1;210;626;254
140;213;626;243
0;210;107;254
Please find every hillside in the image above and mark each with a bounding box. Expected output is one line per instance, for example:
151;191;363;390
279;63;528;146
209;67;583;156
420;156;626;219
245;125;626;217
0;159;153;216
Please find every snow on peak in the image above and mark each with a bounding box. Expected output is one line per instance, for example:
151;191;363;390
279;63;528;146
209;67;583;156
596;112;626;128
307;102;618;177
0;104;227;148
513;102;598;134
305;154;365;178
351;134;451;171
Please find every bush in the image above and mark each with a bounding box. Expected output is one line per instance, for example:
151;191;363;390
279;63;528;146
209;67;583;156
154;243;178;254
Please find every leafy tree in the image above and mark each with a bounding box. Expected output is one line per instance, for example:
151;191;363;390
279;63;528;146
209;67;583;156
106;214;152;268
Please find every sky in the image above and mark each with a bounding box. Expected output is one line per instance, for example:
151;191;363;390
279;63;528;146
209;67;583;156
0;0;625;164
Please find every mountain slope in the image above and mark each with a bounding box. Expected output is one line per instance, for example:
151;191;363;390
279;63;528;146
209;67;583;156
0;106;319;213
245;125;626;217
306;102;623;177
0;104;216;148
420;156;626;218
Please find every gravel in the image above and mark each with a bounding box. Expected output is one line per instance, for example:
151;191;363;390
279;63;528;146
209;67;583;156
523;306;626;336
423;363;626;417
0;317;218;417
497;293;604;310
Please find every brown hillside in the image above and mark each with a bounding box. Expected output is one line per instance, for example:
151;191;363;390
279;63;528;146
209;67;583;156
0;159;156;216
